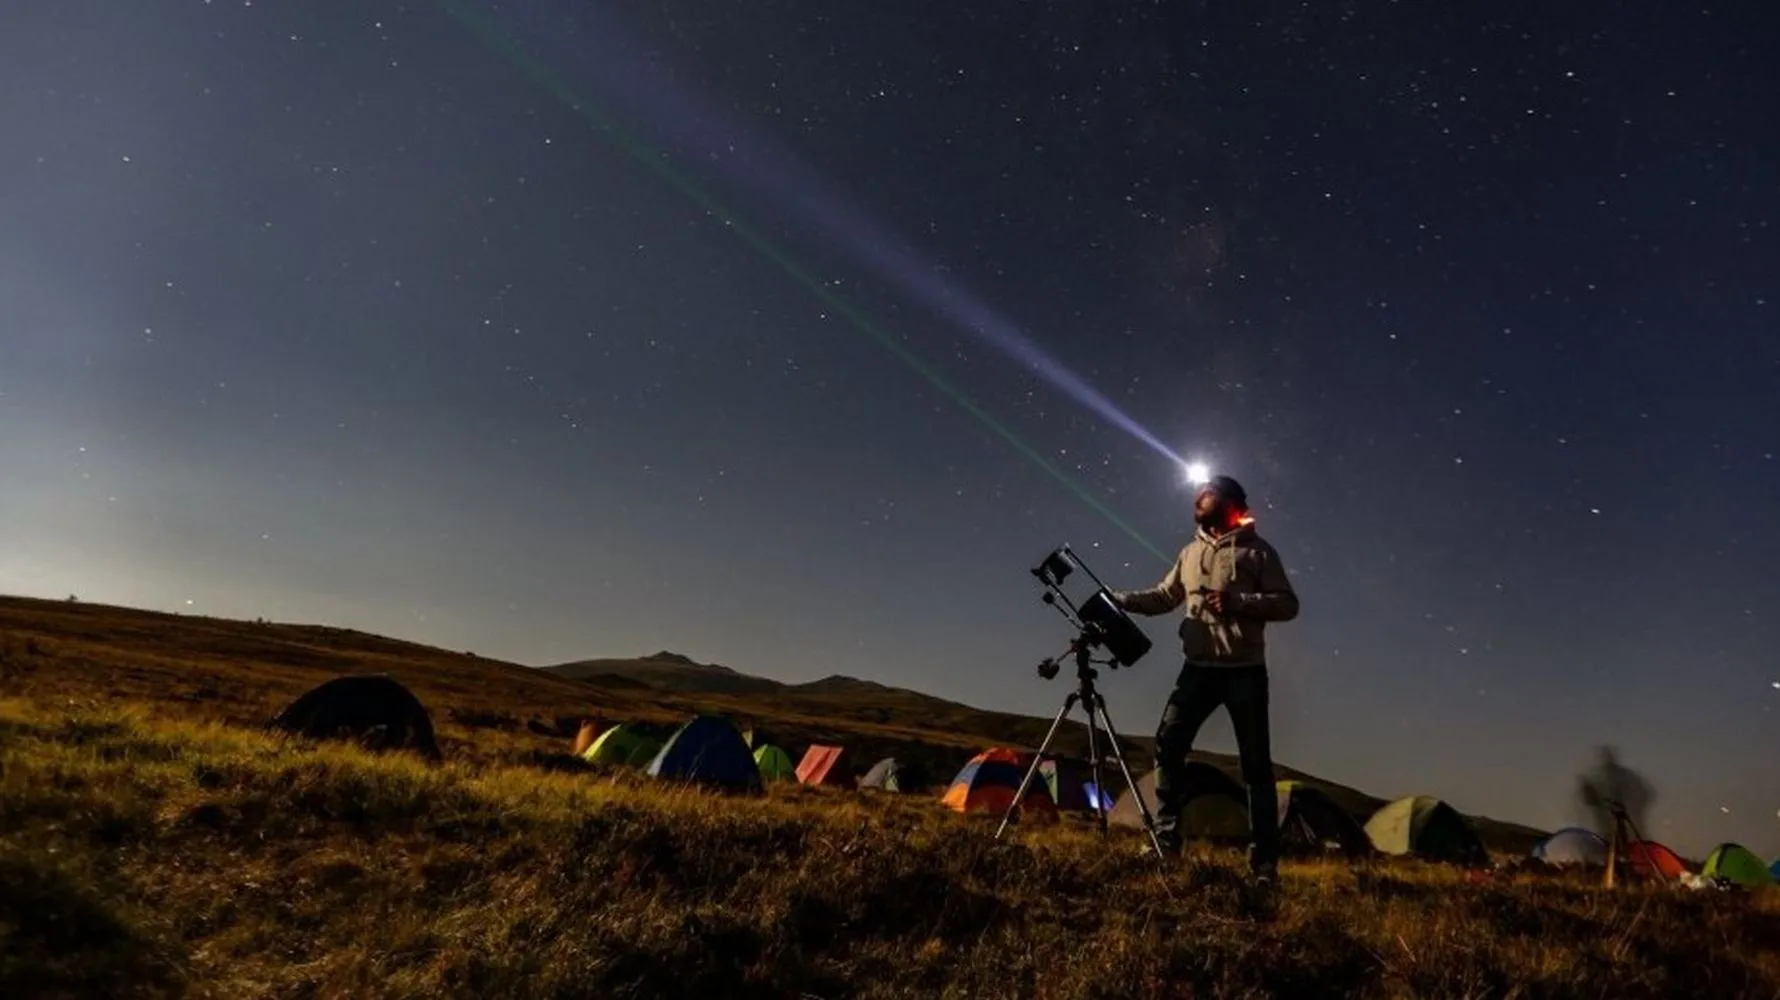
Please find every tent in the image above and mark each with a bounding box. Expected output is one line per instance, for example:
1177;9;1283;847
570;720;602;757
648;716;763;793
582;725;662;767
796;744;851;787
1532;827;1608;867
753;744;797;783
1039;758;1096;812
1703;843;1774;887
1109;763;1250;839
1364;796;1486;864
1624;840;1689;880
1083;782;1117;813
942;748;1055;818
269;674;441;760
1275;782;1372;856
1771;858;1780;882
859;757;927;793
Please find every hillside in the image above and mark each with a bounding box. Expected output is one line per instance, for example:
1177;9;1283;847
0;595;1543;851
6;594;1780;998
7;697;1780;999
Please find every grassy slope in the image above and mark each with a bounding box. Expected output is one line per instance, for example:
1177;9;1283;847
4;597;1780;997
8;702;1780;1000
1;596;1541;850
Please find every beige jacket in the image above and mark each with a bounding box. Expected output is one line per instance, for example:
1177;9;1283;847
1114;522;1299;667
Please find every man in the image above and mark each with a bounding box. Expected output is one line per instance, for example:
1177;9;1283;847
1112;475;1299;881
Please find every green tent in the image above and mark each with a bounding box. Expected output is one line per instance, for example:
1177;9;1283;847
1703;843;1774;887
753;744;797;782
1110;764;1251;840
582;725;661;767
1364;795;1486;864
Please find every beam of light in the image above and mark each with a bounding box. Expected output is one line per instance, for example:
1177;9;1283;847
462;3;1186;471
437;2;1172;561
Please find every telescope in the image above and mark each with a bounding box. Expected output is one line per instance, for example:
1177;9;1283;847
1029;545;1152;669
998;544;1163;860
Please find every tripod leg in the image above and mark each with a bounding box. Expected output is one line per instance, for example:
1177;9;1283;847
1083;694;1108;835
1094;695;1166;861
1620;812;1667;883
995;691;1080;840
1603;813;1620;889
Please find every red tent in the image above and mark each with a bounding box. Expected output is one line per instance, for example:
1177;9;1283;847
942;748;1056;820
796;744;851;786
1625;840;1689;879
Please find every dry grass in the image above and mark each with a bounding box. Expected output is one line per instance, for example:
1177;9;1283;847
6;701;1780;1000
4;595;1775;999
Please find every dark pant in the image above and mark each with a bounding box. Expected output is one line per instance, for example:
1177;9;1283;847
1154;663;1279;870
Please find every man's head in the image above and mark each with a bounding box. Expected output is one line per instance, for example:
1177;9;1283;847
1194;475;1249;532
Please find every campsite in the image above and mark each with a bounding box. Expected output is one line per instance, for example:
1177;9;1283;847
5;595;1780;999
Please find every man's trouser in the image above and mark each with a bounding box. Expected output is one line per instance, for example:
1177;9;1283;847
1153;662;1279;870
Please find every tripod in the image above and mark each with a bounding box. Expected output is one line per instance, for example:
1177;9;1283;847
994;633;1166;859
1601;800;1670;888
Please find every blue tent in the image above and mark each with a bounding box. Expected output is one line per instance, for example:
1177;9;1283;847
1532;827;1608;866
646;716;763;793
1770;858;1780;881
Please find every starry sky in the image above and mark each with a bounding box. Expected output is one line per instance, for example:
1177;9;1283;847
3;1;1775;856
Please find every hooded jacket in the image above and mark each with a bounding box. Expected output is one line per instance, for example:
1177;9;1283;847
1114;521;1299;667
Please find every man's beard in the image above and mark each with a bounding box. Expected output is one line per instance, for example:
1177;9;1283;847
1195;505;1226;531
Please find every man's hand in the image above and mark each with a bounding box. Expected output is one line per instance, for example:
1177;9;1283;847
1202;589;1234;616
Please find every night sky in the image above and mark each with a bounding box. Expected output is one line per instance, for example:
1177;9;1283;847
3;2;1776;856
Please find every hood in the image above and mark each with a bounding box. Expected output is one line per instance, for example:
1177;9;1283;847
1195;517;1257;549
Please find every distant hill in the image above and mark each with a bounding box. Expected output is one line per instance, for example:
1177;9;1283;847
790;674;899;695
546;652;783;696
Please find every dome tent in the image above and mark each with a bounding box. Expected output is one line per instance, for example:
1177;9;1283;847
1275;782;1372;856
1624;840;1689;880
269;674;441;760
859;757;927;792
1109;763;1250;840
942;748;1055;819
1532;827;1608;867
582;725;662;767
1364;796;1486;864
752;744;797;783
1703;843;1773;887
647;716;763;793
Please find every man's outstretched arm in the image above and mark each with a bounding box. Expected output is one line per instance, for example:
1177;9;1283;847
1114;553;1187;616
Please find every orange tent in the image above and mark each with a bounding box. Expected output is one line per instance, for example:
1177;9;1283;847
796;744;851;786
570;720;603;757
942;748;1055;819
1625;840;1689;879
